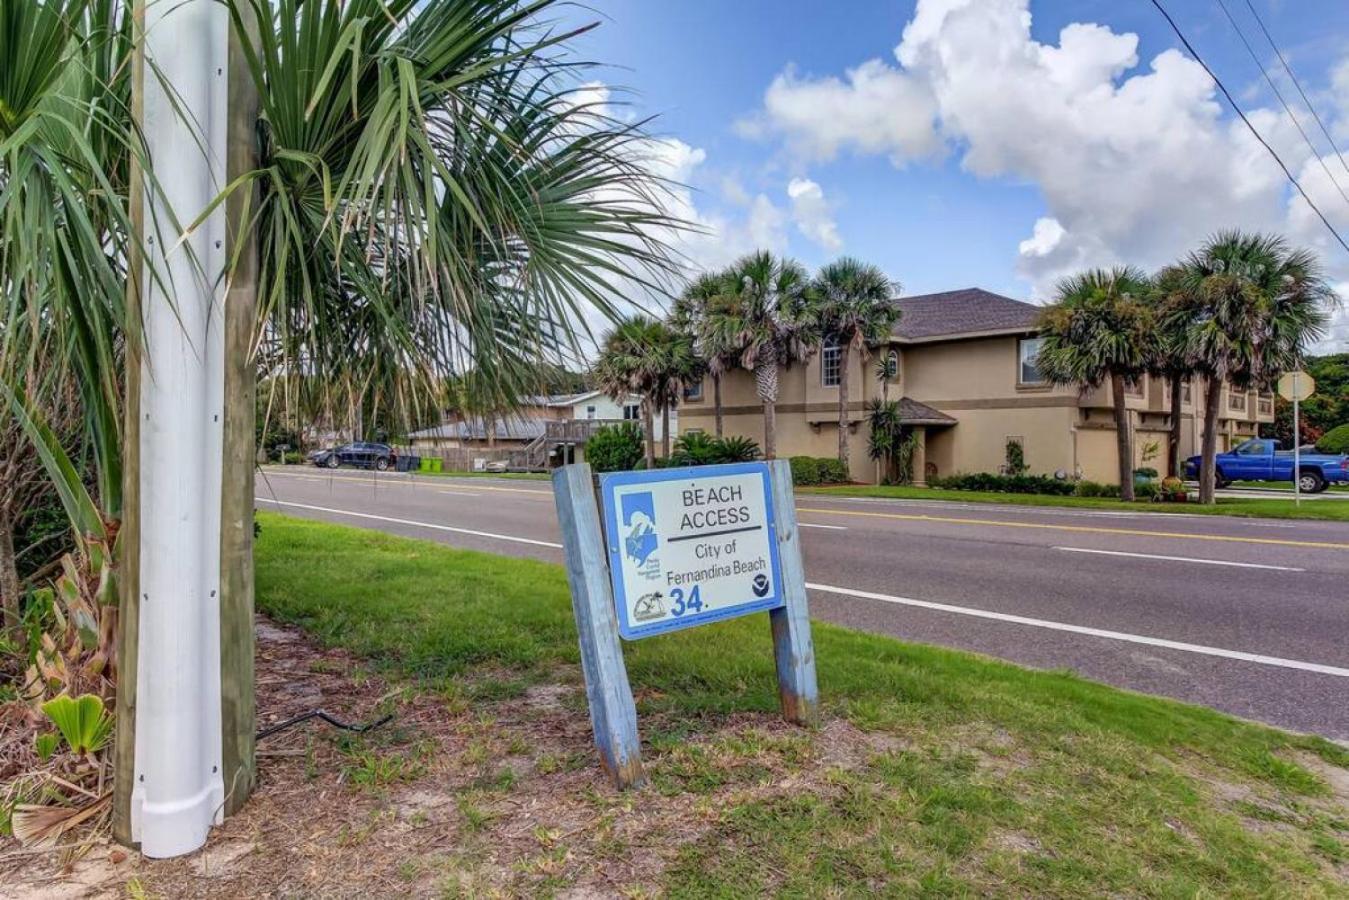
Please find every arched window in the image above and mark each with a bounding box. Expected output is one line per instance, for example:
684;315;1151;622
884;350;899;382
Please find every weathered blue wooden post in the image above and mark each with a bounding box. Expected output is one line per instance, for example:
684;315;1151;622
767;459;820;726
551;464;646;788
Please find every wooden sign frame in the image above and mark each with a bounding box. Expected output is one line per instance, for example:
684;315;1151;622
551;459;819;789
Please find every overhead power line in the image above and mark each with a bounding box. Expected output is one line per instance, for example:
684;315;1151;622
1148;0;1349;256
1241;0;1349;181
1214;0;1349;212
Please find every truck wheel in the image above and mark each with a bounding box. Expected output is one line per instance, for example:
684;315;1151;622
326;455;340;469
375;456;389;471
1298;469;1326;494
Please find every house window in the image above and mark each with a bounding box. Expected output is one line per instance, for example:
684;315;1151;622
1126;376;1145;397
1257;392;1273;415
884;350;899;382
821;342;842;387
1181;378;1192;404
585;405;596;419
684;380;703;401
1229;390;1247;412
1018;337;1045;385
623;403;640;421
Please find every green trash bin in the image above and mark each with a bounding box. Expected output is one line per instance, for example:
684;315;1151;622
419;456;433;473
429;457;443;473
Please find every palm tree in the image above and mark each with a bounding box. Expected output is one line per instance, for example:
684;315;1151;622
813;258;898;472
700;252;818;459
1036;267;1156;501
594;317;666;468
1162;232;1333;503
670;272;732;437
1151;266;1200;479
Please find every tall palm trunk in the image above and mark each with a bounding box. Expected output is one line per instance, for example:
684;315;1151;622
713;372;723;438
642;400;655;469
1167;375;1184;478
753;345;780;459
661;404;671;459
1198;375;1223;504
837;344;852;471
0;514;19;645
1111;374;1136;502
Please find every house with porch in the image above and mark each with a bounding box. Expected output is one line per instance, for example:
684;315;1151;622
679;288;1273;485
408;390;677;469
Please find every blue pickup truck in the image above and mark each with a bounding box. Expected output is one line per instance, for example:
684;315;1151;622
1184;438;1349;493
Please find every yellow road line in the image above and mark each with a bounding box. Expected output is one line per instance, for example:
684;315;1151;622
795;507;1349;550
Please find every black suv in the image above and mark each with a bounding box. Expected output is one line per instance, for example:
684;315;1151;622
310;442;396;471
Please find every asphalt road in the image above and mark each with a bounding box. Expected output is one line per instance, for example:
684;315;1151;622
254;466;1349;741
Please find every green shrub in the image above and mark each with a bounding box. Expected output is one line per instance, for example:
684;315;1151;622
585;422;644;472
1004;439;1028;476
1072;480;1121;498
669;433;762;467
1316;423;1349;455
929;472;1075;495
670;432;722;466
789;456;821;485
789;456;850;486
714;436;762;463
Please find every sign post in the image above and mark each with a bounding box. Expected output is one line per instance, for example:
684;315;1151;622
551;460;818;788
1278;371;1316;507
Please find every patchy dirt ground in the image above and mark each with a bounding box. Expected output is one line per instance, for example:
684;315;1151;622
1;618;900;898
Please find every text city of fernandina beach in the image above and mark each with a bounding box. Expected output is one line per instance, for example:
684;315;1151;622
664;483;769;588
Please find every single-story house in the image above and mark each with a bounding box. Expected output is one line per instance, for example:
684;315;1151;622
680;288;1273;485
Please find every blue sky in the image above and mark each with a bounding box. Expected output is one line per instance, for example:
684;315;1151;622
558;1;1349;351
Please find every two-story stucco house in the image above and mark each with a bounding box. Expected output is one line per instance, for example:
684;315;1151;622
679;288;1273;485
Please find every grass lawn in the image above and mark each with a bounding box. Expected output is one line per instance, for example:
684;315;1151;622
254;512;1349;897
1229;480;1349;494
802;484;1349;522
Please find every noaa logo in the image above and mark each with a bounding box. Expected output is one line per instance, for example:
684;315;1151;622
751;573;771;597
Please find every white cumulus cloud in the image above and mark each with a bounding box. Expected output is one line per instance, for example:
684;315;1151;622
786;177;843;251
742;0;1349;352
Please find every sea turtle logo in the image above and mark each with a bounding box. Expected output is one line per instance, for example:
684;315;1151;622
620;491;659;570
633;592;665;621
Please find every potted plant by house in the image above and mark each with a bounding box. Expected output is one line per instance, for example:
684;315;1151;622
1159;475;1187;502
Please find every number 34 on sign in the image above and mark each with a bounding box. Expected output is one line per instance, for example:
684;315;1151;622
599;463;785;640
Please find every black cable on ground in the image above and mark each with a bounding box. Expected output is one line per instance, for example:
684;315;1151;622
255;709;394;742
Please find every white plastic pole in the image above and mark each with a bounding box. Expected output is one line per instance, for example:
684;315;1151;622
1293;373;1301;508
131;0;229;858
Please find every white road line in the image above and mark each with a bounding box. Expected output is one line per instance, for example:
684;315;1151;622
435;489;483;498
255;498;563;549
799;523;847;531
1053;546;1305;572
806;581;1349;678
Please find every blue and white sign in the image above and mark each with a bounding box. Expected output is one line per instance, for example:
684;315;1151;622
600;462;784;640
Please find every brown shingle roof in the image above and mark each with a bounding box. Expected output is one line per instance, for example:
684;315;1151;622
893;288;1041;342
897;398;957;427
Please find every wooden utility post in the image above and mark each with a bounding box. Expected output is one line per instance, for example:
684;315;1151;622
220;3;260;816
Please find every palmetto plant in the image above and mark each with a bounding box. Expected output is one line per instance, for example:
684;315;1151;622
699;251;818;459
1036;267;1156;501
813;258;898;473
1;0;685;823
1161;231;1333;503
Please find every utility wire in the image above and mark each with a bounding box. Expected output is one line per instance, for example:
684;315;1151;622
1214;0;1349;211
1148;0;1349;255
1242;0;1349;181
